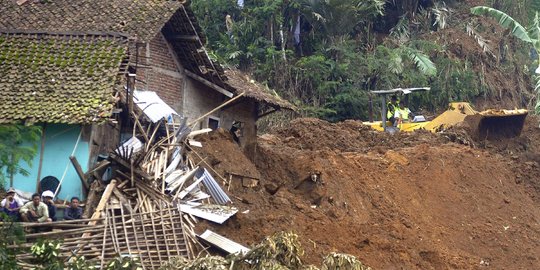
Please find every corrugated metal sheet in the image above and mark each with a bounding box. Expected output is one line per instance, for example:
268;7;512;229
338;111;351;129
197;168;231;204
198;229;250;255
133;90;178;123
179;203;237;224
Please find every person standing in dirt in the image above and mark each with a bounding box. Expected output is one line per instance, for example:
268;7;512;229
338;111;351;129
63;196;83;220
20;193;50;223
387;95;399;125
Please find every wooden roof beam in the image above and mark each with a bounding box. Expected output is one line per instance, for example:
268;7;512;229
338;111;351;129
184;69;233;98
170;35;200;42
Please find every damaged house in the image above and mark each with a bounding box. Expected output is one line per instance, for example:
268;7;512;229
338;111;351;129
0;0;294;200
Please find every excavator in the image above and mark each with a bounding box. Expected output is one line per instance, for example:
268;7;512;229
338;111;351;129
363;87;528;139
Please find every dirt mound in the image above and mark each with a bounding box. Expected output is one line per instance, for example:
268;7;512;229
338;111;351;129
195;117;540;269
191;129;261;180
269;118;443;153
474;115;540;200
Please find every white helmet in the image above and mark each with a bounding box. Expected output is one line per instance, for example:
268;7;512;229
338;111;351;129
42;190;54;199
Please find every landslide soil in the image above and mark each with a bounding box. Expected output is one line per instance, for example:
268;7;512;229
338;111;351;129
193;117;540;270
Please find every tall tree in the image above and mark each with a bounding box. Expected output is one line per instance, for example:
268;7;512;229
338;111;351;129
0;125;41;188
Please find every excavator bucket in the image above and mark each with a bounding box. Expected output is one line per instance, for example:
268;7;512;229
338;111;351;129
425;102;528;139
465;109;528;140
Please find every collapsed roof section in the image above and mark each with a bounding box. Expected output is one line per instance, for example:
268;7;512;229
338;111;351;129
162;5;228;91
224;69;296;112
0;31;129;124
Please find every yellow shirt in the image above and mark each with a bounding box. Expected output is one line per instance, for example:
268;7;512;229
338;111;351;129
394;107;411;121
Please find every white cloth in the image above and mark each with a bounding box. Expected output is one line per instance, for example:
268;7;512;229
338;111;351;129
294;16;301;44
1;195;25;208
394;108;411;119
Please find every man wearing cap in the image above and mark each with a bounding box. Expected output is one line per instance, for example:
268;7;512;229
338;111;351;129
20;193;50;223
1;187;24;221
41;190;57;222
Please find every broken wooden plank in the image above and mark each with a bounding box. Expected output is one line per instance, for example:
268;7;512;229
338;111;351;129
84;160;111;179
89;179;117;225
110;153;154;180
70;156;89;193
82;180;102;219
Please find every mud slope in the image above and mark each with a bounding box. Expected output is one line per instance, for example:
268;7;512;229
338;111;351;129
194;118;540;270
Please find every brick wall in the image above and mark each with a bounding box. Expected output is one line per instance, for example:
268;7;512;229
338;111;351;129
183;78;225;126
183;77;258;155
135;33;184;112
220;98;258;158
131;32;259;153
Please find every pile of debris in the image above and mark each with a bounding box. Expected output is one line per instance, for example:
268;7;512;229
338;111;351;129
13;95;244;269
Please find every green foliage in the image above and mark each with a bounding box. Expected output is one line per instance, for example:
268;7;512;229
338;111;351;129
159;231;370;270
193;0;533;122
191;0;239;45
471;6;532;42
241;231;304;269
30;239;63;270
67;256;97;270
297;0;384;38
0;213;24;270
0;124;42;189
105;256;141;270
471;5;540;112
424;58;483;110
404;48;437;76
160;256;228;270
322;253;371;270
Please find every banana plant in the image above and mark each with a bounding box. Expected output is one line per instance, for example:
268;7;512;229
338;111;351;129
471;6;540;73
471;6;540;112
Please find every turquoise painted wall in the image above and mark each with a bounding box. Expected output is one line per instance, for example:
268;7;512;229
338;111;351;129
12;124;89;200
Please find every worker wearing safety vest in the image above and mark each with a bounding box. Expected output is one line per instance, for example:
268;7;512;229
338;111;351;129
387;95;399;125
394;101;412;129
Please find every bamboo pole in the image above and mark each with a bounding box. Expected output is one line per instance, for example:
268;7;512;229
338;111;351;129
127;208;146;270
34;124;47;192
25;225;106;238
89;180;117;225
158;206;172;258
69;156;89;193
99;214;108;269
119;205;132;255
137;211;156;269
166;207;182;257
188;92;245;127
148;209;163;263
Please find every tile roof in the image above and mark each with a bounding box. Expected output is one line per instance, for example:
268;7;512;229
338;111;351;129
0;0;289;113
0;0;183;42
224;69;296;111
0;0;227;95
0;31;129;124
162;6;227;88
